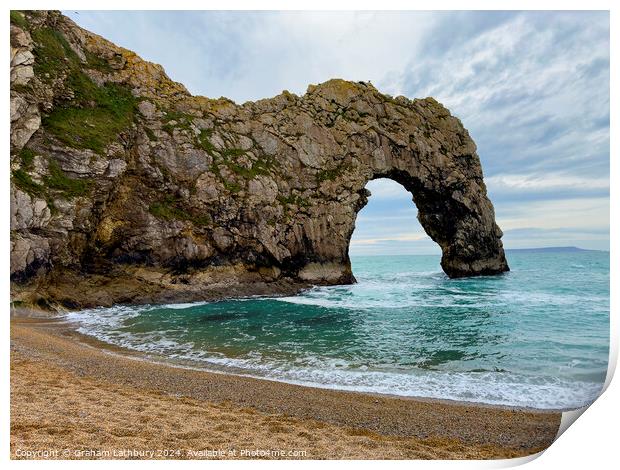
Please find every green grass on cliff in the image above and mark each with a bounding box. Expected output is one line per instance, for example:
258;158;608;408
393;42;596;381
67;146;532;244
198;128;275;191
30;25;137;154
12;147;39;196
145;127;158;142
222;180;242;193
11;169;58;214
84;50;114;73
197;129;216;154
277;194;310;208
43;81;137;154
149;195;211;227
12;156;90;203
31;27;79;79
226;156;274;180
315;167;341;183
12;169;44;198
315;163;352;183
162;111;196;136
18;148;36;169
44;160;90;197
208;141;275;181
10;11;28;28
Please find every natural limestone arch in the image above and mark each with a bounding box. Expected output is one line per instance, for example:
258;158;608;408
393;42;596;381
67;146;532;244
10;11;508;307
281;86;509;284
301;162;509;285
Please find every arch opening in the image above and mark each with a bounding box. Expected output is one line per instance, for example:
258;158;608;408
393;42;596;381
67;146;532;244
335;156;510;282
348;178;441;260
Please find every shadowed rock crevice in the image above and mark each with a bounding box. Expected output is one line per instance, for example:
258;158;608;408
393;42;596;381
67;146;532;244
10;10;508;308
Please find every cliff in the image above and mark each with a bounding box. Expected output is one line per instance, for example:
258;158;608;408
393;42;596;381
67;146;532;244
10;10;509;309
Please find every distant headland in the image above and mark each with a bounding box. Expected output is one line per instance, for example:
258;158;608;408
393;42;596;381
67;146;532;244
505;246;605;253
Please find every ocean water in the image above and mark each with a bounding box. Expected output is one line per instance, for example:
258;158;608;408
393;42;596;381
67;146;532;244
66;251;610;410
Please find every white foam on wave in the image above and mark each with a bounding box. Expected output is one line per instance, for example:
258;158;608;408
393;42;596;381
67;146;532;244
258;366;603;410
273;281;608;314
162;301;208;310
63;255;608;413
65;306;602;410
274;290;498;311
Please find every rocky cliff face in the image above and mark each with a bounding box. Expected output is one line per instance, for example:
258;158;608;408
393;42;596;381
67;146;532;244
10;10;509;309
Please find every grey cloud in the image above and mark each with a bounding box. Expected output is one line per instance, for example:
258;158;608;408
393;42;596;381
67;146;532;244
398;10;609;188
420;11;517;56
488;188;609;205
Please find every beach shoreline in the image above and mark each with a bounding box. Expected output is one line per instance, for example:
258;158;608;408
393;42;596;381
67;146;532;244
10;310;562;460
23;309;569;414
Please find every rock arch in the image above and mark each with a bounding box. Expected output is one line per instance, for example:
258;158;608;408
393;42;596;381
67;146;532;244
279;85;509;283
10;11;508;307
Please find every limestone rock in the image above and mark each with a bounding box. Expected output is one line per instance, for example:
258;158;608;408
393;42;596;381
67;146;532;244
10;25;35;86
10;99;40;150
11;187;51;230
10;234;50;282
10;10;509;307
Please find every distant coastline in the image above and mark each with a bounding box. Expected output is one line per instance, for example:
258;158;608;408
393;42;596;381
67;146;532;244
505;246;606;253
351;246;608;257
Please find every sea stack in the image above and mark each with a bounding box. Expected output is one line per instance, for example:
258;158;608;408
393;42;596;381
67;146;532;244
10;10;509;308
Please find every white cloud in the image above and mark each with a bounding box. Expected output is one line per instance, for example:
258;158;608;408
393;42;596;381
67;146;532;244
486;174;609;192
496;197;609;232
364;178;413;200
208;11;437;102
65;11;437;103
350;233;428;245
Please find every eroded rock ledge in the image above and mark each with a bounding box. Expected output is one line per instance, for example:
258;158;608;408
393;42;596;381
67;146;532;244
10;10;508;309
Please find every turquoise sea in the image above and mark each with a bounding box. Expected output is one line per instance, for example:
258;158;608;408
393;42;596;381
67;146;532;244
67;251;610;410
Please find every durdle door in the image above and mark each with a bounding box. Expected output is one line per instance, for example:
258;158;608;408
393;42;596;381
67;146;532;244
10;10;509;308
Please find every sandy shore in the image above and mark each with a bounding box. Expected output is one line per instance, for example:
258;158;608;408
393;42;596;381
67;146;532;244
10;313;561;460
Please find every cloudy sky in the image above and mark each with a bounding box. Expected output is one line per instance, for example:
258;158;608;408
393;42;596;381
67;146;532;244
65;10;610;255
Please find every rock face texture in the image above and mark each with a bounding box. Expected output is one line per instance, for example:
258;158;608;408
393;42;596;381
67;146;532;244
10;11;508;308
